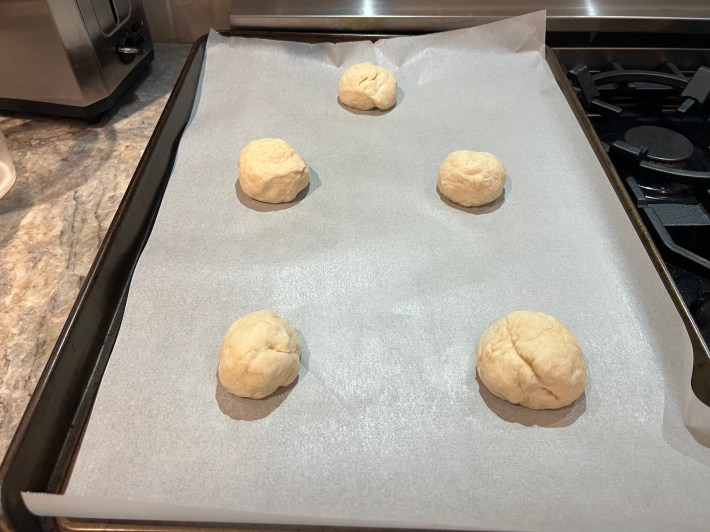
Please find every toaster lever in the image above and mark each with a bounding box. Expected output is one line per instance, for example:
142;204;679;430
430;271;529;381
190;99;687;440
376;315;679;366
116;29;145;64
117;46;144;55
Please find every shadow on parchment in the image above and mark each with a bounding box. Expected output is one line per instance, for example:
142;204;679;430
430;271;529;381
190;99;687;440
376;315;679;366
216;330;311;421
215;376;299;421
235;169;321;212
689;427;710;449
436;180;509;215
337;87;405;116
476;373;586;428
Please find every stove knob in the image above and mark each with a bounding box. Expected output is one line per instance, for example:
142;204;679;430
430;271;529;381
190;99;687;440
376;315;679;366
116;30;145;65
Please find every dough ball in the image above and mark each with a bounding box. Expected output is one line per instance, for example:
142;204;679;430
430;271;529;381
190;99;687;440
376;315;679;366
437;151;506;207
218;310;301;399
338;62;397;111
237;138;310;203
476;311;586;410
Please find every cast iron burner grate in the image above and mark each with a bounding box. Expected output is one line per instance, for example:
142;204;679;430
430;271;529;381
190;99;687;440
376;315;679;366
567;62;710;343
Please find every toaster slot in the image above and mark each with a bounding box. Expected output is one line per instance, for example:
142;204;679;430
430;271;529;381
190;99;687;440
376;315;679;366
91;0;130;34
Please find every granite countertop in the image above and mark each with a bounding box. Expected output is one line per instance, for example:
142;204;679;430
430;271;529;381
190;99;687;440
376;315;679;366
0;44;191;461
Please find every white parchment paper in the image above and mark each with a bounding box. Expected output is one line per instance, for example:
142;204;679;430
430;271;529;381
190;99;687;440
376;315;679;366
25;12;710;531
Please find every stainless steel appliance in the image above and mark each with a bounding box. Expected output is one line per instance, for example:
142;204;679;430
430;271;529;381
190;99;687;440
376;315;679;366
229;0;710;34
0;0;154;118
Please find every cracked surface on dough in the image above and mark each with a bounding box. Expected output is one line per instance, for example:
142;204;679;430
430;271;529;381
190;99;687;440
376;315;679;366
476;311;586;409
218;310;301;399
338;62;397;111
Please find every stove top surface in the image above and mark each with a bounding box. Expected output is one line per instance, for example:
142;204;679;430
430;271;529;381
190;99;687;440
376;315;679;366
567;60;710;344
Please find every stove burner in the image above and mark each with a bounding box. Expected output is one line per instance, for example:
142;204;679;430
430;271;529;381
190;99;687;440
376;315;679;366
567;64;710;117
624;126;694;164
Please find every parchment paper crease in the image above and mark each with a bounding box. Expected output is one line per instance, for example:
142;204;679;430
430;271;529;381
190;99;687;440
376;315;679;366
24;12;710;531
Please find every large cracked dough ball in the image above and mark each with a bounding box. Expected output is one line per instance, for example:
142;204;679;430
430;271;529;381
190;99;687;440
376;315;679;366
476;311;586;410
237;138;310;203
437;151;506;207
218;310;301;399
338;62;397;111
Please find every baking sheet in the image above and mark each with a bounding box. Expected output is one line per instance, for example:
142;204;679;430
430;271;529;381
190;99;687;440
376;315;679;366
25;12;710;531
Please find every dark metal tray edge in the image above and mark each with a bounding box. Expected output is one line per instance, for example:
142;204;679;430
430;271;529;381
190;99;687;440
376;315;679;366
0;32;708;532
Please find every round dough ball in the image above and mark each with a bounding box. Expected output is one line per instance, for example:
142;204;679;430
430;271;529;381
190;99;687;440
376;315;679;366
476;311;586;410
237;138;310;203
338;62;397;111
218;310;301;399
437;151;506;207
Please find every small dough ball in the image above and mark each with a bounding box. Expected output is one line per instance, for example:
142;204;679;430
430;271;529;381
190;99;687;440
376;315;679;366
218;310;301;399
437;151;506;207
238;138;310;203
338;62;397;111
476;311;586;410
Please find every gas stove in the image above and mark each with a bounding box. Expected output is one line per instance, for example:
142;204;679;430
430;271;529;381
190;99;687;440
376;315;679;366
565;62;710;345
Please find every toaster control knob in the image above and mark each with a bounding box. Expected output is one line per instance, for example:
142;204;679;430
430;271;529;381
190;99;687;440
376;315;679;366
116;30;145;64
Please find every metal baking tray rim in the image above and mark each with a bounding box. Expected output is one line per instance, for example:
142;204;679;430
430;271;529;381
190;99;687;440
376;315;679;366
1;30;709;532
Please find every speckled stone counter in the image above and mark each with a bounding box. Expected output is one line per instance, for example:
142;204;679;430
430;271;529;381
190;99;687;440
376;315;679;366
0;44;191;460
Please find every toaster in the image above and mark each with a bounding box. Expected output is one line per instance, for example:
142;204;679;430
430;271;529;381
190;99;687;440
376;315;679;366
0;0;154;119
